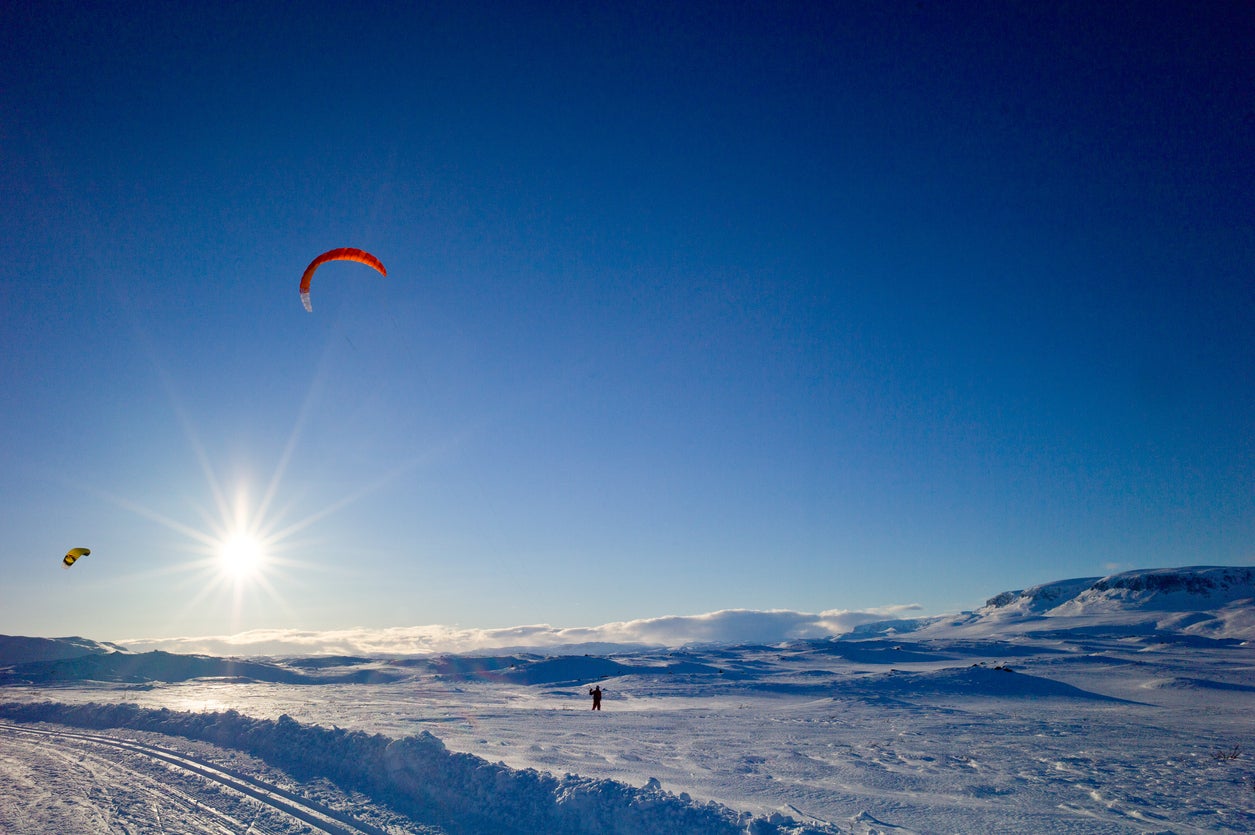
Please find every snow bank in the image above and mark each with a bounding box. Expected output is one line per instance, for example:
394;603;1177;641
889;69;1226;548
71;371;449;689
0;701;839;835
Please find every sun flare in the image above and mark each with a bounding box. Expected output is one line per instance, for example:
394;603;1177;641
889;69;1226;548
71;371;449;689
217;533;265;581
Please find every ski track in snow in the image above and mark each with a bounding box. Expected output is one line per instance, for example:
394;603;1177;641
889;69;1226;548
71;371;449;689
0;721;417;834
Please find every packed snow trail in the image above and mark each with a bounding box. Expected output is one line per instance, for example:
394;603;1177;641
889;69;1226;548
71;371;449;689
0;721;396;834
0;728;254;834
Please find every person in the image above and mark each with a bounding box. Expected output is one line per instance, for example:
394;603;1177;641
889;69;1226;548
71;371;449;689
589;684;602;710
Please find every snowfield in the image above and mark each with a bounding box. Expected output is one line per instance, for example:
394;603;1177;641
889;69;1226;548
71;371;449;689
1;566;1253;833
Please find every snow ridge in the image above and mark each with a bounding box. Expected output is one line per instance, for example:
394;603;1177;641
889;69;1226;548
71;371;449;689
0;701;838;835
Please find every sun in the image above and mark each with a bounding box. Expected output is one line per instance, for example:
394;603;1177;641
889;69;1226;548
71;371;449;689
217;532;266;581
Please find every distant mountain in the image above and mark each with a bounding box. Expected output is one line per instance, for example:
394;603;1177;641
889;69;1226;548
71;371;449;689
862;565;1255;642
1050;566;1255;612
0;648;301;685
980;576;1102;615
0;640;408;685
3;567;1252;684
0;635;127;665
985;566;1255;612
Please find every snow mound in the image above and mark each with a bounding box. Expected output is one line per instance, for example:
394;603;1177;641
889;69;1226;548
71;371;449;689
833;666;1132;703
845;618;939;638
848;810;920;834
807;640;953;664
393;653;723;685
485;656;630;685
1141;676;1255;694
0;701;840;835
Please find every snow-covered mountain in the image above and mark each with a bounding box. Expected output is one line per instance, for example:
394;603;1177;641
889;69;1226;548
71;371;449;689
986;566;1255;613
3;566;1252;683
0;635;127;665
876;565;1255;642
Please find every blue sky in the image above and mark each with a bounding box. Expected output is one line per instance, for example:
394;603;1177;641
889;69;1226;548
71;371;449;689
2;2;1251;646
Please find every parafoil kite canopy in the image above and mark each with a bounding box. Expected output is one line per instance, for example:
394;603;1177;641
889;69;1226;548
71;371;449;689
299;247;387;312
63;547;90;568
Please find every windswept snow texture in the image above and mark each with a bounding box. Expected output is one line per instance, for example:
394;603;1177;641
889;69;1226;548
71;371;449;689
0;566;1253;833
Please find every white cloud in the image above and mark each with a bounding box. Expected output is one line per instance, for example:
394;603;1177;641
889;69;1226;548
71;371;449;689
120;604;922;657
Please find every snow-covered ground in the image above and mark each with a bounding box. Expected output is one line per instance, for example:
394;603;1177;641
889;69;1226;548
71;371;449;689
2;566;1253;833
